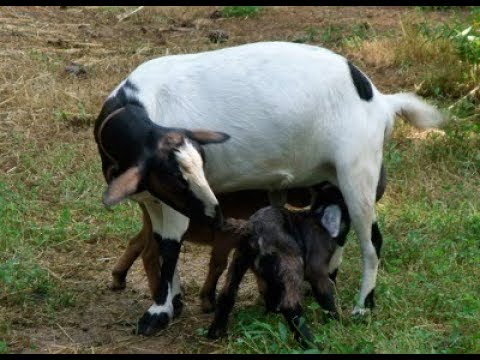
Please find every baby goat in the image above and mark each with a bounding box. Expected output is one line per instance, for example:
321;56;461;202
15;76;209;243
207;182;350;347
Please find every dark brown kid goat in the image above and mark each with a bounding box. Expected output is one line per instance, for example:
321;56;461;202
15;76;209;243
207;182;352;348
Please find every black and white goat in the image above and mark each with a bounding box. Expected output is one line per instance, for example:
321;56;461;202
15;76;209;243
207;182;350;347
94;41;445;335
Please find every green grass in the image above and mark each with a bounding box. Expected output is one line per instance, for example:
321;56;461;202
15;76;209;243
220;6;262;18
415;6;458;12
0;340;7;354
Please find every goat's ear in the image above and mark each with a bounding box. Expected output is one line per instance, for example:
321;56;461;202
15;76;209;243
103;166;142;207
185;129;230;145
321;205;342;238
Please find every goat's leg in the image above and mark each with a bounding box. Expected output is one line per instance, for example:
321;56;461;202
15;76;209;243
141;227;161;303
136;201;189;336
207;248;253;339
336;156;382;316
281;306;315;349
307;272;338;320
199;242;233;313
279;275;316;348
110;204;150;290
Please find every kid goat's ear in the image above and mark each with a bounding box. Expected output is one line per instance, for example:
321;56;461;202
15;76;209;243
321;204;342;238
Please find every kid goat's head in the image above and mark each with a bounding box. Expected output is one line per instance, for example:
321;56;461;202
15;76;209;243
95;104;229;228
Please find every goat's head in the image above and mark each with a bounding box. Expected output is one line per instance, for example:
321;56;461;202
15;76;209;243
96;105;230;228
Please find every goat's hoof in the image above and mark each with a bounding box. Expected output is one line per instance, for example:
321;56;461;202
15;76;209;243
351;305;371;318
109;272;127;291
200;293;216;313
206;324;226;339
173;294;183;318
108;278;127;291
136;311;170;336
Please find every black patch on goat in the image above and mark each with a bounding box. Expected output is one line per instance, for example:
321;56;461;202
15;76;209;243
94;80;142;144
100;103;152;174
153;236;181;305
376;163;387;201
115;80;143;109
329;268;338;283
371;222;383;258
347;61;373;101
365;289;375;309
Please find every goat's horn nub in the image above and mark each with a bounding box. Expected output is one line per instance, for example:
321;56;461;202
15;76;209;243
97;106;126;165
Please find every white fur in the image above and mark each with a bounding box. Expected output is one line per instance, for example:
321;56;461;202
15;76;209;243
148;283;174;318
143;197;189;240
109;41;445;314
172;268;181;297
175;140;218;218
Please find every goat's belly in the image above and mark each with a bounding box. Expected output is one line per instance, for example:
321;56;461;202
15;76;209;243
203;143;335;194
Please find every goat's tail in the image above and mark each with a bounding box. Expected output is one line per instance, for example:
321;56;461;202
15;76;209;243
222;217;252;239
384;92;447;129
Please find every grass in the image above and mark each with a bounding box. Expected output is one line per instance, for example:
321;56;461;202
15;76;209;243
220;6;262;18
0;5;478;354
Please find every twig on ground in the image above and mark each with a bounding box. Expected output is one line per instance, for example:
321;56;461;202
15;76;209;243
448;85;480;110
117;6;144;22
56;323;75;343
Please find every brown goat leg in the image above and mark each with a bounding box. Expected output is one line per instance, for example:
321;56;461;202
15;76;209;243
110;204;150;290
141;232;162;303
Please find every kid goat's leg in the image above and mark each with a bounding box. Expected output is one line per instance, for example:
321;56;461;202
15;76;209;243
306;264;338;319
207;247;253;339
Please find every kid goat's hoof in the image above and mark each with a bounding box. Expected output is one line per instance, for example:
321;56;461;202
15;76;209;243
207;324;226;340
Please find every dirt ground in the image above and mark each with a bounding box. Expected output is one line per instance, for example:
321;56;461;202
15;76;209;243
13;242;261;354
0;6;465;354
